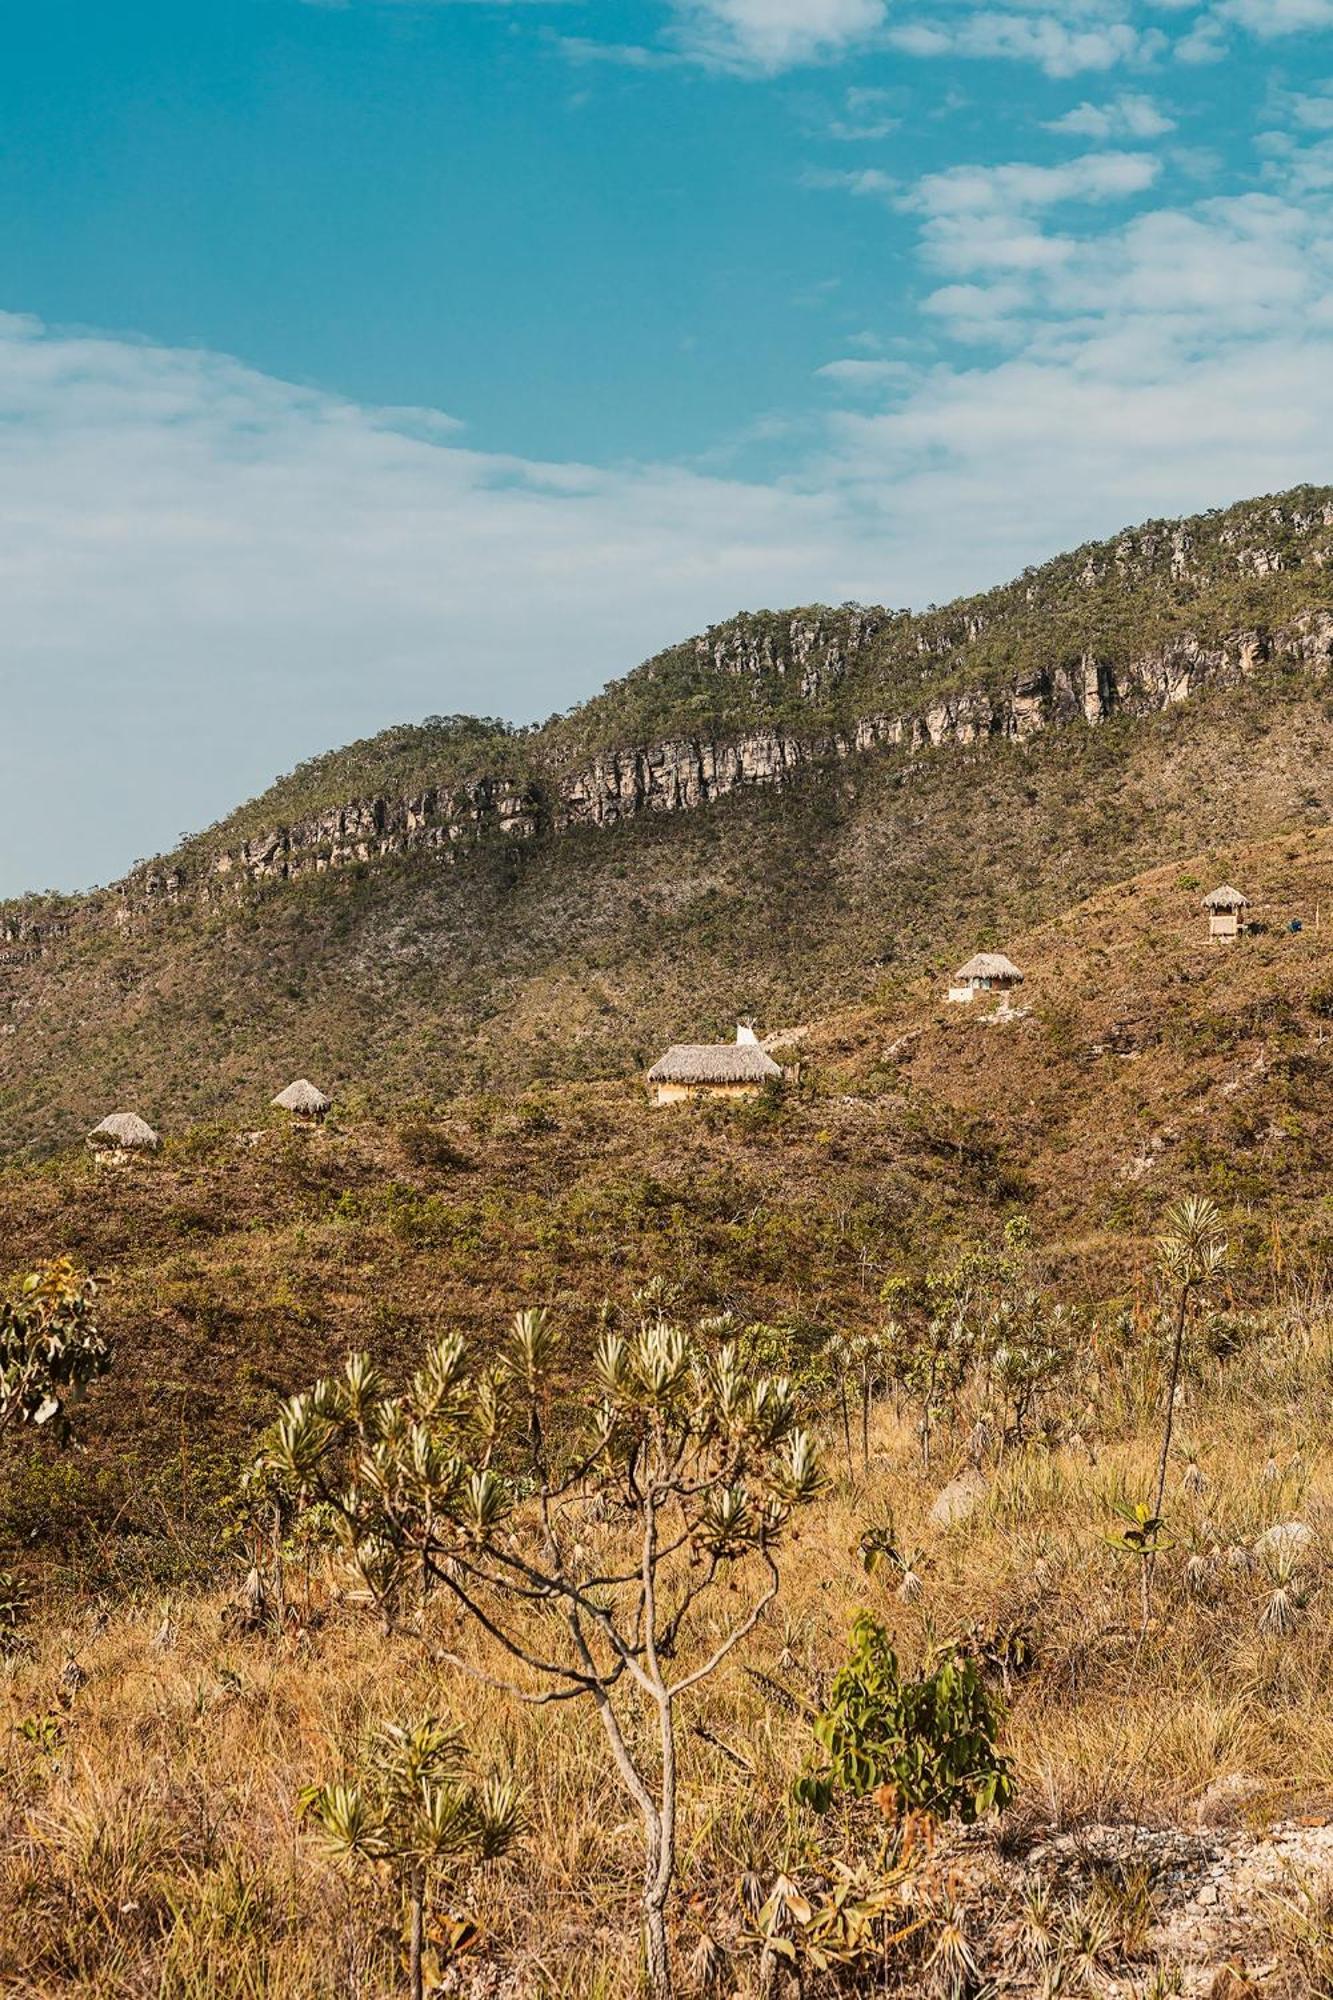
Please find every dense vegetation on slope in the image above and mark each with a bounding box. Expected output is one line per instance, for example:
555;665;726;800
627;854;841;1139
4;666;1333;1156
548;482;1333;760
7;819;1333;1580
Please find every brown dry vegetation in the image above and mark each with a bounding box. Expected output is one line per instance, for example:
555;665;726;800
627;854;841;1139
6;658;1333;1157
7;820;1333;1576
9;828;1333;1991
6;1333;1333;1997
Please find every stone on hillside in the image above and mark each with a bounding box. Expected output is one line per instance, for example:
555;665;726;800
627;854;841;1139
1252;1521;1313;1563
930;1468;988;1530
1194;1772;1265;1827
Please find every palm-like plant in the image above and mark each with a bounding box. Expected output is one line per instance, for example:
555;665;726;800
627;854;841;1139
302;1714;523;2000
1135;1196;1227;1624
1152;1197;1228;1524
252;1308;822;2000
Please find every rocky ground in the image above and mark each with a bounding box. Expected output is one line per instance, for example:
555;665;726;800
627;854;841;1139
1023;1812;1333;1996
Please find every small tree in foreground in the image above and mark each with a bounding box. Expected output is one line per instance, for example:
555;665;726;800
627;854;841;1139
1;1261;108;1638
302;1714;523;2000
1;1260;108;1443
250;1311;823;1999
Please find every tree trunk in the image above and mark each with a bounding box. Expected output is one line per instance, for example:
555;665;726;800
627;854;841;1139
643;1897;673;2000
1143;1280;1193;1630
1152;1283;1192;1522
408;1870;425;2000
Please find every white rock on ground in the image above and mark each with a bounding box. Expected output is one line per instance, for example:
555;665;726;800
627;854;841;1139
929;1467;988;1529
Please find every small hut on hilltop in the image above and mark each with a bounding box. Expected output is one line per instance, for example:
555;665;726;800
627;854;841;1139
88;1113;160;1160
648;1024;782;1105
271;1079;333;1125
1202;885;1250;942
948;952;1025;1005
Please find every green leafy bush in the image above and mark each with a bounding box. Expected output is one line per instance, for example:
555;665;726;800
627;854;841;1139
794;1611;1013;1825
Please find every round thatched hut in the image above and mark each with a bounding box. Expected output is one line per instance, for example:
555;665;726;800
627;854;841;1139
947;952;1025;1004
1202;885;1250;942
271;1079;333;1125
647;1025;782;1106
88;1112;160;1159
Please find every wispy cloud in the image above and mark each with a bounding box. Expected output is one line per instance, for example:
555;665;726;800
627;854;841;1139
897;149;1162;272
1215;0;1333;33
555;35;683;70
1289;83;1333;130
889;9;1167;79
828;85;901;139
1044;92;1176;139
0;312;883;895
815;356;914;385
665;0;888;73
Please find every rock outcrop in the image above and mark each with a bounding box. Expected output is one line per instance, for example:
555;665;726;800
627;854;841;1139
4;605;1333;968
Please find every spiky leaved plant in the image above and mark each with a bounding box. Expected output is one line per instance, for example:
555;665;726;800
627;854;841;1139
1144;1198;1227;1617
251;1308;822;2000
302;1714;522;2000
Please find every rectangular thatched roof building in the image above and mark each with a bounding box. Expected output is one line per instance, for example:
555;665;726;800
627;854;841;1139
647;1043;782;1087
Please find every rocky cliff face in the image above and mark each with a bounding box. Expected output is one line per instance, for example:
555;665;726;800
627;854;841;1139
6;603;1331;975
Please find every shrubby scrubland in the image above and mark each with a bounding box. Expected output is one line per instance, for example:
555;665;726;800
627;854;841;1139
6;1175;1333;1995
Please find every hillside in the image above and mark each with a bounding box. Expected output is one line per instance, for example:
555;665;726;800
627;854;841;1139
9;827;1333;1997
11;657;1333;1992
7;819;1333;1579
2;484;1333;1156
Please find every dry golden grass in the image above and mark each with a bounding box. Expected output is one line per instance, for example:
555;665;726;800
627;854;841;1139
6;1296;1333;1997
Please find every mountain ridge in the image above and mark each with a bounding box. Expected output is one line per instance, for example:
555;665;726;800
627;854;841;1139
3;482;1333;1153
6;482;1333;931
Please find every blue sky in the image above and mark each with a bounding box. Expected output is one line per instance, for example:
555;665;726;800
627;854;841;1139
2;0;1332;896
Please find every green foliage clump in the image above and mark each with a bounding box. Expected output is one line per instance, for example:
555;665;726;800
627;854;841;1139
794;1611;1013;1827
1;1260;108;1443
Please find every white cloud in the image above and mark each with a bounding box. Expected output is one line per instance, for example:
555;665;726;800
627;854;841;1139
804;165;899;199
1173;16;1228;61
828;85;901;139
815;357;914;384
1261;129;1333;194
890;9;1167;78
556;36;683;69
898;149;1160;272
0;313;887;896
920;279;1032;338
1216;0;1333;32
666;0;887;72
1289;83;1333;130
1044;92;1176;138
908;149;1161;215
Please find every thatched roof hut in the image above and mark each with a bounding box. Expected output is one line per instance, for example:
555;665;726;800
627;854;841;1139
953;952;1024;986
1202;884;1250;941
271;1079;332;1121
648;1043;782;1088
648;1029;782;1103
88;1112;160;1153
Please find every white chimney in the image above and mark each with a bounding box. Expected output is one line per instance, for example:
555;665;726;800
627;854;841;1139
736;1021;759;1045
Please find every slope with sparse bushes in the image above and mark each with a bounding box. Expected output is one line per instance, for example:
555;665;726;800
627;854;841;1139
3;485;1333;1156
